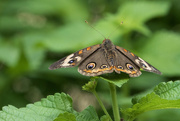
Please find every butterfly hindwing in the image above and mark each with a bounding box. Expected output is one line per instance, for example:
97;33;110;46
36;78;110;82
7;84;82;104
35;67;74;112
78;48;114;76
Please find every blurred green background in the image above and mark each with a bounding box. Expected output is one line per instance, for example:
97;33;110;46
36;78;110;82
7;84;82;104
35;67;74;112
0;0;180;120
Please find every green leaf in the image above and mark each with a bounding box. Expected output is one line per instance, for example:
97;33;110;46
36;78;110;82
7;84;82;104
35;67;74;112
82;78;97;93
139;31;180;76
21;34;46;70
0;93;74;121
1;0;88;23
97;1;170;36
0;40;20;67
117;1;170;35
0;93;101;121
154;81;180;100
45;22;101;52
99;72;129;88
100;115;110;121
137;109;180;121
54;112;76;121
76;106;100;121
121;81;180;121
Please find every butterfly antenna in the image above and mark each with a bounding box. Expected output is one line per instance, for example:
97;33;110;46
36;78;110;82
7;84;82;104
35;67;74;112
107;21;123;39
85;20;106;39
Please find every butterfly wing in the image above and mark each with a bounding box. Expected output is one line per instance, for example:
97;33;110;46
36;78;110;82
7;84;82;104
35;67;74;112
78;48;114;76
115;46;161;75
113;49;141;77
49;44;100;70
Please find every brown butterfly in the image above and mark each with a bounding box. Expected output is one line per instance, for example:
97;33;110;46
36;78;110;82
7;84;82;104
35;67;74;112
49;39;161;77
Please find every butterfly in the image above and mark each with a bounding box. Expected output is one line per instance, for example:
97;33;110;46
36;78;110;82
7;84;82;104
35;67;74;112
49;39;161;77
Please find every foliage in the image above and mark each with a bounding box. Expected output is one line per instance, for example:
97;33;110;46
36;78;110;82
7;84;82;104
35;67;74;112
0;81;180;121
0;0;180;121
0;93;99;121
121;81;180;121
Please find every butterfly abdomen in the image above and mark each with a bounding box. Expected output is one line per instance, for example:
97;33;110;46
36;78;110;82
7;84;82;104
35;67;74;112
105;51;116;66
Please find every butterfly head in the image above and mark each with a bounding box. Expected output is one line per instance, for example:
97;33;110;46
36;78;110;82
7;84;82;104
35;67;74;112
103;39;111;43
102;39;114;50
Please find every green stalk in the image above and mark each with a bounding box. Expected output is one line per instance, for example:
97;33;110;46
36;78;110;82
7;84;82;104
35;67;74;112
92;90;113;121
109;82;120;121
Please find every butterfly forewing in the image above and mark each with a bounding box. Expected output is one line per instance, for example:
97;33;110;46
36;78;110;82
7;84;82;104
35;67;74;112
115;46;161;75
49;44;100;70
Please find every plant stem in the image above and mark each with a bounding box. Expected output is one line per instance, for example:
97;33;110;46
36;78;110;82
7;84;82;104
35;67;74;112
92;90;113;121
109;82;120;121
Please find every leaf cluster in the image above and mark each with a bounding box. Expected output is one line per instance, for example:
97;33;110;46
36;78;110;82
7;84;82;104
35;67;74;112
0;81;180;121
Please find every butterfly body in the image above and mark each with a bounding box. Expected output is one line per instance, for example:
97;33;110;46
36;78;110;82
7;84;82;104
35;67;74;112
49;39;161;77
